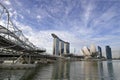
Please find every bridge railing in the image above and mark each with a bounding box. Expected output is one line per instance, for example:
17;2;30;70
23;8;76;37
0;3;46;52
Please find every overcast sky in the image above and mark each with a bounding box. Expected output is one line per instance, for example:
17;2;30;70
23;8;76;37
1;0;120;57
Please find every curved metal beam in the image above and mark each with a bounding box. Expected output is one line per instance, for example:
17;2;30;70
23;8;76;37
0;3;45;53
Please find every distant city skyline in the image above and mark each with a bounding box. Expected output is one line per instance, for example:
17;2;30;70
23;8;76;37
1;0;120;57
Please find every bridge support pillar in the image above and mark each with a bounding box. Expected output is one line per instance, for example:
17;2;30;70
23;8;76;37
28;55;31;64
22;55;32;64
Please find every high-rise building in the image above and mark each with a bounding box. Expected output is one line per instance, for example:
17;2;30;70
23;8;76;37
98;46;102;58
52;33;70;56
64;42;70;54
53;37;59;55
66;43;70;53
106;46;112;59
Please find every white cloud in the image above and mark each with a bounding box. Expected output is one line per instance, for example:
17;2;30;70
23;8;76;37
26;10;30;14
13;20;33;36
9;19;120;56
92;4;118;28
25;30;83;54
2;0;119;57
80;0;95;27
36;15;41;19
36;15;42;22
3;0;11;5
12;20;86;54
84;4;92;25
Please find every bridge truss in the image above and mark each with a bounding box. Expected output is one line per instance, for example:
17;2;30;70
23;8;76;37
0;3;46;57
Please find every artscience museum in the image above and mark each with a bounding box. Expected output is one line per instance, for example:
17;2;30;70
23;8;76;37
81;44;98;58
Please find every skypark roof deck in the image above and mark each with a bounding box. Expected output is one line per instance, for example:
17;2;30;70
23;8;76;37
51;33;69;44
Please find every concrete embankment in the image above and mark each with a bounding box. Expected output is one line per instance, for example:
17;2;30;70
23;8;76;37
0;64;36;69
0;59;56;69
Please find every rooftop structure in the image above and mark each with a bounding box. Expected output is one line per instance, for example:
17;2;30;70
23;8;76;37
52;33;70;56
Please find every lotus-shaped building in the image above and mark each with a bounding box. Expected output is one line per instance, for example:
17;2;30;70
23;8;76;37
81;44;97;58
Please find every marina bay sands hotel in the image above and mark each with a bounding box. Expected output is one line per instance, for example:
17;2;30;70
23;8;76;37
52;34;70;56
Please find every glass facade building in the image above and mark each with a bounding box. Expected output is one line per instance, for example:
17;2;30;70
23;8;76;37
52;34;70;56
106;46;112;59
98;46;102;58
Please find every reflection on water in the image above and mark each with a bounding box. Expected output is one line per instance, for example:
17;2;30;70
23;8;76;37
69;61;99;80
82;61;117;80
33;60;119;80
0;69;26;80
107;61;116;80
51;61;70;80
0;60;120;80
98;60;117;80
83;61;99;80
98;61;104;80
32;61;70;80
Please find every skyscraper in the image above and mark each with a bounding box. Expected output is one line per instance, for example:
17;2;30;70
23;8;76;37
52;33;70;56
106;46;112;59
98;46;102;58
